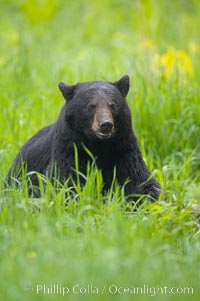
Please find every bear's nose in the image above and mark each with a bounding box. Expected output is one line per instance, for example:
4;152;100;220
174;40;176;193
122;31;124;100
100;121;113;134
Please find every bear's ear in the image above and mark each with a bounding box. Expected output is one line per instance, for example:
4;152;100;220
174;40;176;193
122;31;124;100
58;82;75;101
113;75;130;98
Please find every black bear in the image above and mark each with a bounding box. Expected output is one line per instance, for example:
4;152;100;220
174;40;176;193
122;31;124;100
7;75;160;202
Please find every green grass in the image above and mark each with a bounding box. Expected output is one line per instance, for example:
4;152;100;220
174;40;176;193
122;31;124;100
1;1;200;300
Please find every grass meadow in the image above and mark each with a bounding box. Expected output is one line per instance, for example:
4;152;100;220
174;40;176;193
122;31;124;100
0;1;200;300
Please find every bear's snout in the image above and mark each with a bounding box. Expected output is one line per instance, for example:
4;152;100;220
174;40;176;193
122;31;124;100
92;106;114;139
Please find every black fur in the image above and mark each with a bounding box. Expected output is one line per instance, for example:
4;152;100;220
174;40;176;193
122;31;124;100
7;75;160;201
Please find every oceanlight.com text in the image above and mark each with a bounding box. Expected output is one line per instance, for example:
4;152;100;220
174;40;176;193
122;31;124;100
25;283;194;296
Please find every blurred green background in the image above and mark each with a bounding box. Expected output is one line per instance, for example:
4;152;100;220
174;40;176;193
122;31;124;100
0;1;200;301
1;0;200;165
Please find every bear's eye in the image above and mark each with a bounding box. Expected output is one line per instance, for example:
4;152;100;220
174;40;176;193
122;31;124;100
109;102;116;110
87;103;97;110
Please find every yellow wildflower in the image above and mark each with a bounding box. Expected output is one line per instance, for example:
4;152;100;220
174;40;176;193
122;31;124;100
176;50;193;75
153;48;193;79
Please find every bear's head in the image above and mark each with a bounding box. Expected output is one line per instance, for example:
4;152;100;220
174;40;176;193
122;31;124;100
58;75;131;141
